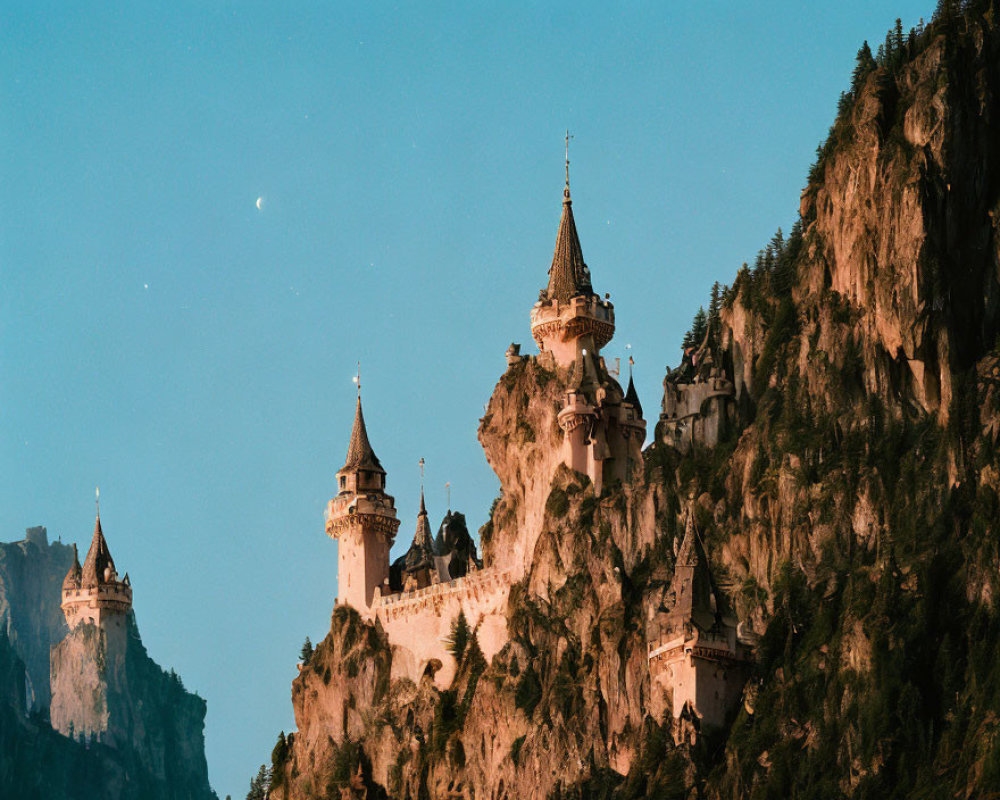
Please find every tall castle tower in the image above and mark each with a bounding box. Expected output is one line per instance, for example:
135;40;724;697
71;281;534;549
529;151;616;368
325;394;400;616
530;149;646;493
60;512;132;633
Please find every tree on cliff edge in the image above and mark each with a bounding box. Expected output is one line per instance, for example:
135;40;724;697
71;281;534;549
246;764;270;800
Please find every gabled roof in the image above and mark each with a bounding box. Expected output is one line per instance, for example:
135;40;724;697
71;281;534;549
81;515;117;588
545;187;594;303
403;489;436;574
341;396;384;474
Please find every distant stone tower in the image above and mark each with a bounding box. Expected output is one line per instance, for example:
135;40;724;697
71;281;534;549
60;512;132;633
647;512;752;732
326;394;400;616
51;509;133;742
529;159;646;493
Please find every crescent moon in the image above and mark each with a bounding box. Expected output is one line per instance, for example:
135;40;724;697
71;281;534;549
256;196;264;211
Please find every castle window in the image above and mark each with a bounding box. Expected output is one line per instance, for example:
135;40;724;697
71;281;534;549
339;476;346;490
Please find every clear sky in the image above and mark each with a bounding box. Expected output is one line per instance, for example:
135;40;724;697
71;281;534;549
1;1;933;796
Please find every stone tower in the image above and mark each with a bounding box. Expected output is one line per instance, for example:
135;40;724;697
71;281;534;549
51;510;133;742
529;169;616;368
60;513;132;633
529;167;646;493
325;394;400;616
647;512;751;731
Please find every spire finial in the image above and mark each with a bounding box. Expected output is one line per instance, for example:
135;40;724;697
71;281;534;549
626;344;633;379
353;361;361;398
418;458;426;514
564;129;573;200
445;481;451;512
95;486;100;518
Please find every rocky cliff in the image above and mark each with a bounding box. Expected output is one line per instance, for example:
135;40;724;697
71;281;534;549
0;527;74;710
0;529;216;800
269;4;1000;798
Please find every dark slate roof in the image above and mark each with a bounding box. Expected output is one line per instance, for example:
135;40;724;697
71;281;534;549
81;515;117;589
545;188;594;303
341;396;384;474
669;511;717;631
62;544;82;589
403;490;436;574
624;374;643;418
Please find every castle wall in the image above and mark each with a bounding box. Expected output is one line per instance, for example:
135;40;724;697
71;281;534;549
374;567;512;688
661;380;734;453
647;632;747;730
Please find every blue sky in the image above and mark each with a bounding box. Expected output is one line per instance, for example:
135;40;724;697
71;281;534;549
1;1;933;796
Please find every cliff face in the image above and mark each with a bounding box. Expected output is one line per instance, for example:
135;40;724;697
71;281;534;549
0;530;216;800
271;6;1000;799
0;527;74;710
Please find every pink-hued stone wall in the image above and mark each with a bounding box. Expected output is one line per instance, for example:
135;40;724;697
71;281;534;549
373;568;512;687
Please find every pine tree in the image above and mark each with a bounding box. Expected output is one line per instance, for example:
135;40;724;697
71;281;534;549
445;611;470;661
851;41;876;92
893;18;905;63
708;282;722;346
300;637;313;664
246;764;270;800
691;307;708;347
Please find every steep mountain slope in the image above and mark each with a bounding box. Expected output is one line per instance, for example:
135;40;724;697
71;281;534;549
269;4;1000;798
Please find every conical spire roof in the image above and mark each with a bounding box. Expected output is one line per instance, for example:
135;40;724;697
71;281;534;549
624;374;643;418
669;510;717;631
341;396;384;474
403;489;436;573
545;185;594;304
62;543;82;590
81;514;117;588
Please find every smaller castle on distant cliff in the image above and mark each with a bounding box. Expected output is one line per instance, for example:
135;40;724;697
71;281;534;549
60;513;132;632
51;505;133;742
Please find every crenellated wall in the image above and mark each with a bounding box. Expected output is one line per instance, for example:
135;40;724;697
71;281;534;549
372;567;512;687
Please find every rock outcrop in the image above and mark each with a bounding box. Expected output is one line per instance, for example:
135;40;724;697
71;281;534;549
0;527;74;710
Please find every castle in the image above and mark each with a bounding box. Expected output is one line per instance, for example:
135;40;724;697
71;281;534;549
50;508;134;741
326;159;752;727
59;513;132;632
646;511;754;733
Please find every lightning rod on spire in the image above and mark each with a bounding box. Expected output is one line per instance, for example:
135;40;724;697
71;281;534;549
95;486;100;516
353;361;361;398
565;129;574;195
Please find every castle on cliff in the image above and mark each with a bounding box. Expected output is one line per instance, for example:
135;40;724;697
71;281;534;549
50;508;134;741
325;160;750;726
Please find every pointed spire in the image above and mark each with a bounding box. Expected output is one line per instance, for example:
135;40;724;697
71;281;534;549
404;486;436;574
625;375;642;417
675;510;701;568
341;395;384;474
669;509;718;631
81;513;117;588
545;137;593;304
62;543;82;589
